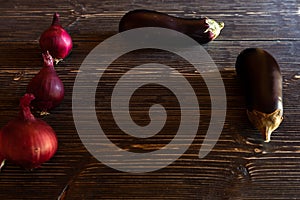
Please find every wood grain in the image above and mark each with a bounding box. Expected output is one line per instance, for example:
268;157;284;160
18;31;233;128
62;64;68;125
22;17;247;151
0;0;300;199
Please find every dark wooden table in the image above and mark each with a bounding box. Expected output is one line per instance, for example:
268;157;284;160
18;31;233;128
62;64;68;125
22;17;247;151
0;0;300;199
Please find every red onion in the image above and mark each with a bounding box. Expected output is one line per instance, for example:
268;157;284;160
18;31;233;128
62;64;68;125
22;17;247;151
39;13;72;63
27;51;64;114
0;94;58;169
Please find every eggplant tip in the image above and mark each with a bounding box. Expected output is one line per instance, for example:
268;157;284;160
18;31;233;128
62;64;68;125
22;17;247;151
262;127;272;142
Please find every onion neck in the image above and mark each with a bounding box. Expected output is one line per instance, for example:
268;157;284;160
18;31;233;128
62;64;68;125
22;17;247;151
19;94;36;121
51;13;61;26
43;51;55;69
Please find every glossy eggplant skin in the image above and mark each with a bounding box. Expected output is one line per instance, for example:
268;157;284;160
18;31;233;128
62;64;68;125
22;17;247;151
235;48;283;142
119;9;224;44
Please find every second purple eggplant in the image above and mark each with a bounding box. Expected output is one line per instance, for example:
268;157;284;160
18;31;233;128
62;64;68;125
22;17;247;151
235;48;283;142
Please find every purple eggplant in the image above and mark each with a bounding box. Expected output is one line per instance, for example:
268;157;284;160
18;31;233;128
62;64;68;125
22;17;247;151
235;48;283;142
119;9;224;44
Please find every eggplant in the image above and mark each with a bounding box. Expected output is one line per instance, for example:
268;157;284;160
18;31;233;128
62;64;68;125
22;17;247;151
235;48;283;142
119;9;224;44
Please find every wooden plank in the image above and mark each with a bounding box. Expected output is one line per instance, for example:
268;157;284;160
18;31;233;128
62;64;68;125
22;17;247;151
0;0;299;199
0;0;299;41
0;40;299;199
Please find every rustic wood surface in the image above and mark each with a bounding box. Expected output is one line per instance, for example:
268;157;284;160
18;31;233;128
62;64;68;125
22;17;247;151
0;0;300;199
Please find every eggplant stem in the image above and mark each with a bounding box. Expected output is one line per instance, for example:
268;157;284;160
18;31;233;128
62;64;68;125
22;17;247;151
205;18;224;40
263;126;272;143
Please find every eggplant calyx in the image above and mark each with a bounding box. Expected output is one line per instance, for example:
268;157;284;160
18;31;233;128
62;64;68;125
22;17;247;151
247;109;283;142
204;18;224;40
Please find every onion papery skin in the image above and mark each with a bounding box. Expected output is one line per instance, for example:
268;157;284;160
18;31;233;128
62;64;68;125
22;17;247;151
0;119;58;169
39;13;72;61
27;51;64;113
0;94;58;169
